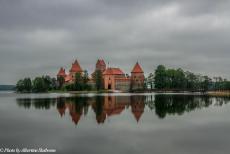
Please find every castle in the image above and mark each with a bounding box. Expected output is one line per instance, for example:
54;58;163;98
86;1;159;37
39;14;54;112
57;59;145;91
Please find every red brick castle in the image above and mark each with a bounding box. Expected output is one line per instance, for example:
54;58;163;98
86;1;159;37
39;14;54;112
57;59;145;91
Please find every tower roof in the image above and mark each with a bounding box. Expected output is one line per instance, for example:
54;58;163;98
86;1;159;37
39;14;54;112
57;67;66;76
131;62;144;73
96;59;106;66
70;59;83;72
103;68;125;75
65;74;73;82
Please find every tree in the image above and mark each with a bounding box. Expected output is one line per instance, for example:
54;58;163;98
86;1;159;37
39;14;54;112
23;78;32;92
154;65;167;89
202;76;211;92
152;65;216;92
16;79;25;92
33;77;47;92
225;81;230;90
16;78;32;92
42;75;52;90
51;78;57;90
57;76;65;89
185;71;197;91
94;70;103;90
74;72;83;90
82;70;90;90
175;68;186;89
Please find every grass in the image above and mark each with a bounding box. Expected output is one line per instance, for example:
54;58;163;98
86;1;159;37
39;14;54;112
207;91;230;97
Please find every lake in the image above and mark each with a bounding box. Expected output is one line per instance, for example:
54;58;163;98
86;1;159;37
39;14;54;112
0;92;230;154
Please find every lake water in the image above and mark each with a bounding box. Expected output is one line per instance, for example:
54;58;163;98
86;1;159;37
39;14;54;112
0;92;230;154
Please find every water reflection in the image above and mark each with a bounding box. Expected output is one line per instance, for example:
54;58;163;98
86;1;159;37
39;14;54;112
16;95;230;125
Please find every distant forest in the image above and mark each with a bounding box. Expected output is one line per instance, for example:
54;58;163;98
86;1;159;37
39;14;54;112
0;85;15;91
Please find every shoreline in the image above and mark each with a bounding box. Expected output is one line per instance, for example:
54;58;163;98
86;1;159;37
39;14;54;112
4;90;230;97
206;91;230;97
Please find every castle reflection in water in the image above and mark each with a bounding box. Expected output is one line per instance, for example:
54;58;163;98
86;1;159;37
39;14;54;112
16;95;230;125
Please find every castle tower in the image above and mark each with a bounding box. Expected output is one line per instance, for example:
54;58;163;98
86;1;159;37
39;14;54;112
57;67;66;78
96;59;106;72
69;59;83;79
92;59;106;77
131;62;145;90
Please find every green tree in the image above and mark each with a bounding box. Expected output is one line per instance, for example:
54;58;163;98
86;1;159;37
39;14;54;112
57;76;65;89
16;78;32;92
74;72;83;90
23;78;32;92
202;76;211;92
185;71;197;91
154;65;167;89
42;75;52;90
226;81;230;90
82;70;90;90
94;70;103;90
16;79;25;92
175;68;186;89
153;66;214;92
33;77;47;92
51;77;57;90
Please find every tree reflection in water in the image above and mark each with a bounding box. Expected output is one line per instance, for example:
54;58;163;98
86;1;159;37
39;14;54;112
16;95;230;125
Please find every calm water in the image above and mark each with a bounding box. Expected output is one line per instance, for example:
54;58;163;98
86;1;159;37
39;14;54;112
0;92;230;154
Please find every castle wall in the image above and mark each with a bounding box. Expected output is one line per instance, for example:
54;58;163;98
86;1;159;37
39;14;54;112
104;75;115;90
131;73;145;90
115;79;131;91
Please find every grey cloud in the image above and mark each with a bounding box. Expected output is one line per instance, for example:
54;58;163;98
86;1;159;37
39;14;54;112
0;0;229;84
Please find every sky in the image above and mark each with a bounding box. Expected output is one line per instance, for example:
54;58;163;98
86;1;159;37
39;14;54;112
0;0;230;84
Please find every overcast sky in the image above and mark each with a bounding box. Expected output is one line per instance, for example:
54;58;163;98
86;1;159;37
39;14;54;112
0;0;230;84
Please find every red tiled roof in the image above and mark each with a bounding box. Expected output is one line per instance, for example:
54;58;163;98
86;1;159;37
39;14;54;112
131;62;144;73
70;59;83;73
65;74;73;82
103;68;125;75
96;59;106;66
57;67;66;76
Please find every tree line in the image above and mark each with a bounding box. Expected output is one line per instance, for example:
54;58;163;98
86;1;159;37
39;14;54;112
147;65;230;92
16;76;57;93
16;70;104;93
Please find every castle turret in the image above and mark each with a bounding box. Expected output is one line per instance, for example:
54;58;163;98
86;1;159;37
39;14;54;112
57;67;66;78
70;59;83;73
69;59;83;79
96;59;106;72
91;59;106;88
131;62;145;90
